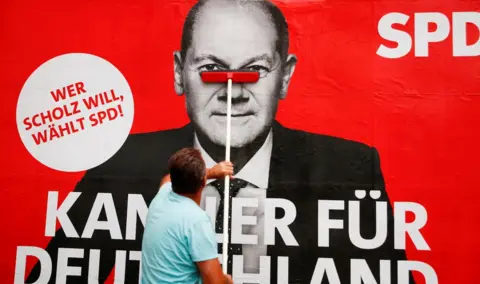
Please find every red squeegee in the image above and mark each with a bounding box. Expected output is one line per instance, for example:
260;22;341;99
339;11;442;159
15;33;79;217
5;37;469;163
200;70;259;274
201;70;260;83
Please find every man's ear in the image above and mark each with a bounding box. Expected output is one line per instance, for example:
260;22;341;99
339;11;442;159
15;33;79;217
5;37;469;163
201;175;207;188
173;51;184;95
198;176;207;193
279;54;297;100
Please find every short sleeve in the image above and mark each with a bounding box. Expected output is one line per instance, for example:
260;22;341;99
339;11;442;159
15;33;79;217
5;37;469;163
188;216;218;262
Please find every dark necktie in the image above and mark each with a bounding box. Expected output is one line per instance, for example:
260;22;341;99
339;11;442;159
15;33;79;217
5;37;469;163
210;178;248;274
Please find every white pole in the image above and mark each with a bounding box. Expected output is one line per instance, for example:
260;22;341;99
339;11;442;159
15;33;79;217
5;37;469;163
222;78;233;274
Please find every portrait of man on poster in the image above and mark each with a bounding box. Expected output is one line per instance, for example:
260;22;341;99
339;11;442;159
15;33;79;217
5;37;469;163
27;0;414;283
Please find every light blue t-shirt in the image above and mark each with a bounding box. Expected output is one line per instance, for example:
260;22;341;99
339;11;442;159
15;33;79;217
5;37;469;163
141;182;218;284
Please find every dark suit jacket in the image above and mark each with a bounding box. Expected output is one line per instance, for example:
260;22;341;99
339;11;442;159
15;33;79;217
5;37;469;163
27;121;413;283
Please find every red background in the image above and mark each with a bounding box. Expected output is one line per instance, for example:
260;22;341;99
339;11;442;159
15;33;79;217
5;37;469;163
1;0;480;283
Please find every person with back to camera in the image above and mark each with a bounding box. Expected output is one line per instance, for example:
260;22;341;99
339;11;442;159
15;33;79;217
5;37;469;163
141;147;234;284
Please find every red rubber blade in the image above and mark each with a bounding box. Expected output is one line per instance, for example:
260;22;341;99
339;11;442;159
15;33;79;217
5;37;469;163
201;71;259;83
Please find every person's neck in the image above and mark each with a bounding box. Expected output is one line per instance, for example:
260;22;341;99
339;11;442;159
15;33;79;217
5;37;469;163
180;192;201;205
196;129;270;173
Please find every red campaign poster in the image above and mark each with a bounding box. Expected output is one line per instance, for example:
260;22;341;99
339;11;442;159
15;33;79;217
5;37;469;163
1;0;480;283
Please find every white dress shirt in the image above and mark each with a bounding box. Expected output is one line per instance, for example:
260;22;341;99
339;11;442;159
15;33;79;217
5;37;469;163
195;131;273;273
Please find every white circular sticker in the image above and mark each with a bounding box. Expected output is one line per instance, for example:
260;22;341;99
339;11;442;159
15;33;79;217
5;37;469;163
16;53;134;172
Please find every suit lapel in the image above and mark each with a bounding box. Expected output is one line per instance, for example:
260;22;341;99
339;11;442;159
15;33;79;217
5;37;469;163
268;121;294;193
266;121;307;283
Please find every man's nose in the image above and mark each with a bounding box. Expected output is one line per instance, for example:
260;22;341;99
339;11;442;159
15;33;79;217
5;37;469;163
219;84;247;101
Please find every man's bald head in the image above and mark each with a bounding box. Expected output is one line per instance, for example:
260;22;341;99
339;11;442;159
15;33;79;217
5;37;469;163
180;0;289;63
173;0;298;149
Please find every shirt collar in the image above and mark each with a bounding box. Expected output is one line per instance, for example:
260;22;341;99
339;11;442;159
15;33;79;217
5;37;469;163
193;131;272;188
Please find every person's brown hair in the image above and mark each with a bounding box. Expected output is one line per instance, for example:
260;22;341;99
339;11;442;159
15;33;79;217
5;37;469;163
168;148;206;194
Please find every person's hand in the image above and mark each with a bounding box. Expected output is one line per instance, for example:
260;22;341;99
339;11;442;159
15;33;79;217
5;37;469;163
225;274;233;284
207;161;234;179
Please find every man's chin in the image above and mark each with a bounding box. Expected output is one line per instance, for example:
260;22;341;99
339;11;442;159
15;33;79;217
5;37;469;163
209;115;255;128
203;133;256;149
195;121;264;148
214;136;251;148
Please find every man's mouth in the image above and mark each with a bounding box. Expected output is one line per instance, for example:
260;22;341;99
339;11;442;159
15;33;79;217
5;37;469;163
212;112;254;117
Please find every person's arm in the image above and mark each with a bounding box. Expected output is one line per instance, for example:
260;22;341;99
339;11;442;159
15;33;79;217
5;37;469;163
206;161;234;179
196;259;233;284
188;216;233;284
160;161;233;189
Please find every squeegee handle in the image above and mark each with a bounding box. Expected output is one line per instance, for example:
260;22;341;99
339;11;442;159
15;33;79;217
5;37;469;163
222;78;233;274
